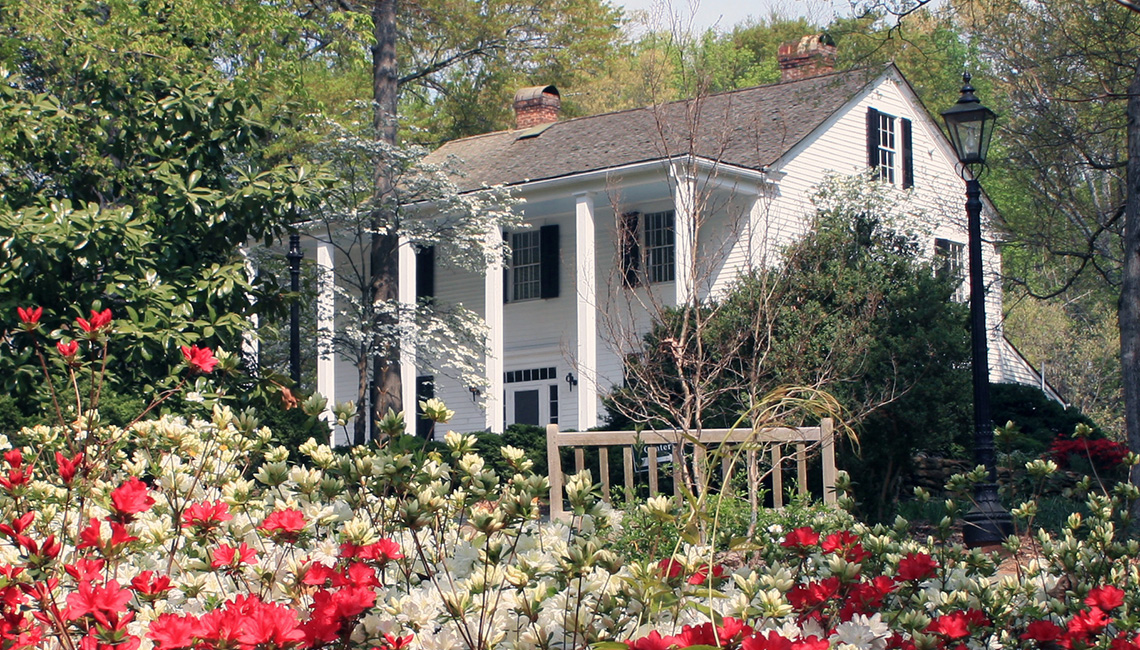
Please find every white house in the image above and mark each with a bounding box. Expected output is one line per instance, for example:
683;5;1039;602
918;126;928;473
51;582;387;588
310;46;1058;443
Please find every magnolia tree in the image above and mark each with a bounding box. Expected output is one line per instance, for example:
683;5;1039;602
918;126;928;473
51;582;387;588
3;304;1140;650
304;117;523;444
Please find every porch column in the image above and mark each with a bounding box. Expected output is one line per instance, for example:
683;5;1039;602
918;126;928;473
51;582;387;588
672;169;698;305
485;227;505;433
398;236;418;421
316;241;337;435
575;191;599;430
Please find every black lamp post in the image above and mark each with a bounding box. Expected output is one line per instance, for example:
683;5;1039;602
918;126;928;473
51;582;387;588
941;73;1013;547
287;233;304;386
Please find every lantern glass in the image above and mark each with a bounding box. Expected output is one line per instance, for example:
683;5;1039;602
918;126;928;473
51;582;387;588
941;87;997;166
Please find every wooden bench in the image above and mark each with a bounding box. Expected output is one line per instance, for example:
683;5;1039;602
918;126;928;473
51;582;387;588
545;420;836;521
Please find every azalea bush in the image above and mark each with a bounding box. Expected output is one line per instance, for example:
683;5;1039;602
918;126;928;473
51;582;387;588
4;304;1140;650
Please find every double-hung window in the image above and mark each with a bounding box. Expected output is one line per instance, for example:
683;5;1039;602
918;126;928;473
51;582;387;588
934;238;967;302
507;225;560;302
511;231;542;301
867;107;914;189
620;210;676;286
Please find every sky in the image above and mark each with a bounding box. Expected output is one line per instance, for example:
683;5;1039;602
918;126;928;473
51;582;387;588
615;0;854;35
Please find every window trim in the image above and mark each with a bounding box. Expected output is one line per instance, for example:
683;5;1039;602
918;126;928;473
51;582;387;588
867;107;913;189
620;209;676;286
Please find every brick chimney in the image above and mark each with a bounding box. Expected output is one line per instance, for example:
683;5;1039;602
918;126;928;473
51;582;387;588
777;34;837;82
513;85;560;130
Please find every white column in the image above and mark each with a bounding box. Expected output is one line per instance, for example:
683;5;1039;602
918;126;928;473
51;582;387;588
673;170;698;306
316;241;337;435
398;236;418;421
574;192;599;430
484;228;505;433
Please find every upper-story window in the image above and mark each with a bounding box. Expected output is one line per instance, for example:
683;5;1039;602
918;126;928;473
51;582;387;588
511;231;542;301
867;107;913;189
507;225;560;302
620;210;676;286
934;237;967;302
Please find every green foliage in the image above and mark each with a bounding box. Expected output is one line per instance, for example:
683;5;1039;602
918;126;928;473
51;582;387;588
991;383;1104;455
0;58;328;403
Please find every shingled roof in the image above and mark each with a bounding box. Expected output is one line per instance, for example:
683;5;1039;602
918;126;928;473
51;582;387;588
427;67;882;193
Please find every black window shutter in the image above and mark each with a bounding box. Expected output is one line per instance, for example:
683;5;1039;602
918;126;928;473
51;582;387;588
415;375;434;438
415;246;435;300
867;107;881;171
621;212;641;287
539;224;560;299
900;118;914;189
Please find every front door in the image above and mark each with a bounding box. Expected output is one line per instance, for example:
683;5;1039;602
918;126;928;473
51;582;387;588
513;389;541;426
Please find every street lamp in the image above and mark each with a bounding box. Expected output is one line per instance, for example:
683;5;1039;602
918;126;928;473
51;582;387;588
941;73;1012;547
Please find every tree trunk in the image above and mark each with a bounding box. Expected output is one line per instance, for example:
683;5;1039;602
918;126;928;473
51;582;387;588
369;0;402;440
1123;56;1140;512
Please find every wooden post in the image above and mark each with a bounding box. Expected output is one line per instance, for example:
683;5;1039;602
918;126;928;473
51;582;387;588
821;418;837;504
623;447;634;501
648;449;659;496
796;442;808;497
546;424;564;520
771;444;783;508
599;448;610;503
574;448;585;476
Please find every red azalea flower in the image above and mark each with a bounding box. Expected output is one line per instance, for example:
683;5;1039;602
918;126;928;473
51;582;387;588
228;595;306;649
341;539;403;563
793;637;830;650
687;563;725;585
211;543;258;570
743;630;794;650
376;633;415;650
1086;585;1126;611
302;586;378;646
1112;633;1140;650
1021;620;1064;642
56;340;79;362
55;452;83;485
148;612;202;650
109;477;155;522
259;509;307;542
181;500;232;534
76;308;112;334
0;450;32;493
0;512;35;540
716;618;754;645
624;630;681;650
76;518;138;556
781;526;820;550
896;552;938;582
16;307;42;331
927;610;989;640
1069;607;1112;640
180;345;218;374
674;622;717;647
822;530;861;555
64;579;131;624
657;557;684;579
64;558;106;583
131;571;173;597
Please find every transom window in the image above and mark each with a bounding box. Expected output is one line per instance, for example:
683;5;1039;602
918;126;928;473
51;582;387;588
511;231;541;301
644;210;675;284
877;114;897;184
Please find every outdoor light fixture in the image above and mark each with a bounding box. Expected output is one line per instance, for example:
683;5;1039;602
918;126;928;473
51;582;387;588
940;73;1012;547
940;74;997;167
565;372;578;391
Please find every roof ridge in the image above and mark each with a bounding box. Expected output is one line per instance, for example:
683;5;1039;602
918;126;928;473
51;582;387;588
440;65;881;145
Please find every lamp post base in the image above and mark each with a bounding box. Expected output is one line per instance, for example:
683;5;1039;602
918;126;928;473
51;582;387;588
961;484;1013;547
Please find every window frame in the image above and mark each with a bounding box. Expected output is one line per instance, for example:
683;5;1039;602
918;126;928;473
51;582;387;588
934;237;967;302
510;230;542;301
